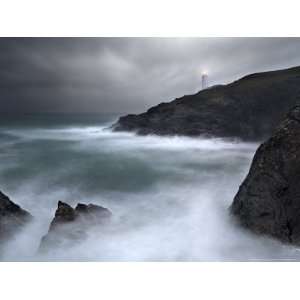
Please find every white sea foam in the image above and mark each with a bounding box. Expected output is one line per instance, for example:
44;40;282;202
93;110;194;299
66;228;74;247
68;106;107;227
0;125;298;261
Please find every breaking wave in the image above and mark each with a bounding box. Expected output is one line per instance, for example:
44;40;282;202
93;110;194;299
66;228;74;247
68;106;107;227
0;116;299;261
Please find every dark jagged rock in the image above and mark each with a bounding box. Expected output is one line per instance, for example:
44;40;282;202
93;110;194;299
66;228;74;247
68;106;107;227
113;66;300;141
231;104;300;244
0;190;32;242
39;201;112;252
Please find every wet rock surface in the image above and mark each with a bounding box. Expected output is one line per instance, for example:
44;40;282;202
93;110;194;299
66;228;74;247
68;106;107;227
231;104;300;244
0;190;32;242
113;66;300;141
39;201;112;252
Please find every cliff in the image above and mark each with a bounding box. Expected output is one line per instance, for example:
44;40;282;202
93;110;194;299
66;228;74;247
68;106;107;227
113;66;300;140
231;104;300;244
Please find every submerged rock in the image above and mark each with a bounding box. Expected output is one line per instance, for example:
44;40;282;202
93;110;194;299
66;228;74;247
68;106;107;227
113;66;300;141
0;190;32;242
231;104;300;244
39;201;112;252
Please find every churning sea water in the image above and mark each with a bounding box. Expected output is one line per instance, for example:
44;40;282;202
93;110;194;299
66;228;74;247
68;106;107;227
0;114;299;261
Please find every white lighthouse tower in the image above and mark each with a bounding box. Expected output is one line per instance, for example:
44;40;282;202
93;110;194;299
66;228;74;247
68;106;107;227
201;72;208;90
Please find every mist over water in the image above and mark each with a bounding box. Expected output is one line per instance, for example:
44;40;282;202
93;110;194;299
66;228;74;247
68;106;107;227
0;115;299;261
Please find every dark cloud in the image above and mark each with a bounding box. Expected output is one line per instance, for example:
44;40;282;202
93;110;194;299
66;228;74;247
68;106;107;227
1;37;300;114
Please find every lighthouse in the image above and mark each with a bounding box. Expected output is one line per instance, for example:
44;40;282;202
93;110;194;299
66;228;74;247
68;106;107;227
201;72;208;90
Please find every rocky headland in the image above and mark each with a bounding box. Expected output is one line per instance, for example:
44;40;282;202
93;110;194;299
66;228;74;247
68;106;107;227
113;66;300;141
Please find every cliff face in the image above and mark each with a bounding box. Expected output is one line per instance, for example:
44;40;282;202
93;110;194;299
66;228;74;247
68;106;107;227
113;66;300;141
0;191;32;242
231;104;300;244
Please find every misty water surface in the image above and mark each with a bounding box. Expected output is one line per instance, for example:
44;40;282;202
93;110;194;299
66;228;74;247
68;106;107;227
0;114;299;261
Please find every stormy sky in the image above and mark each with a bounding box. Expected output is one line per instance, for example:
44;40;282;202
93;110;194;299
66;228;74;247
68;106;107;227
1;37;300;114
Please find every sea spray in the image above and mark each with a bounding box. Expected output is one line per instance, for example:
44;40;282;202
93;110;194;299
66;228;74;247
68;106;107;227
0;115;298;261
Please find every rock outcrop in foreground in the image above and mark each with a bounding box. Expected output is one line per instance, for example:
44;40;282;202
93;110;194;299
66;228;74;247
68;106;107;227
113;66;300;141
0;191;32;242
231;104;300;244
40;201;112;251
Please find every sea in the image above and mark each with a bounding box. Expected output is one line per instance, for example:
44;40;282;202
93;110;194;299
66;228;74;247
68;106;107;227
0;113;299;261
